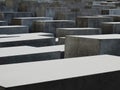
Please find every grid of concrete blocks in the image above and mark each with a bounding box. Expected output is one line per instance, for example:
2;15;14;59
0;0;119;90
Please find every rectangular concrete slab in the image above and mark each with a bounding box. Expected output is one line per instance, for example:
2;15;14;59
65;34;120;58
0;55;120;90
102;22;120;34
0;45;64;64
11;17;53;32
0;25;29;34
56;28;101;37
101;15;120;22
33;20;75;36
0;21;8;26
0;35;55;47
76;16;113;28
102;9;120;15
0;12;33;24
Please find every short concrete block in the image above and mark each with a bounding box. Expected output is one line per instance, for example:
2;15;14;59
56;28;101;37
102;15;120;22
101;9;120;15
0;45;64;64
11;17;53;32
102;22;120;34
33;20;75;36
0;21;8;26
0;35;55;47
65;34;120;58
0;55;120;90
0;12;33;24
0;25;29;34
76;16;113;28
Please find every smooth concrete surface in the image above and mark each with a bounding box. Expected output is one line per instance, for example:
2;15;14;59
0;25;29;34
65;34;120;58
0;34;19;38
8;32;54;37
0;55;119;90
0;45;64;64
0;35;55;47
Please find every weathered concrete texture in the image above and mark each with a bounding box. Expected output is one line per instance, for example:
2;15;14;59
0;12;33;24
11;17;53;32
76;16;113;28
65;34;120;58
0;35;55;47
102;22;120;34
0;45;64;64
0;25;29;34
0;55;120;90
0;21;7;26
56;28;101;37
33;20;75;36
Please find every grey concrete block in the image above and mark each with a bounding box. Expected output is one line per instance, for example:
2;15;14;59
102;22;120;34
101;15;120;22
0;45;64;64
0;35;55;47
76;16;113;28
33;20;75;36
65;34;120;58
0;25;29;34
11;17;53;32
101;9;120;15
0;55;120;90
0;12;33;24
56;28;101;37
0;21;8;26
